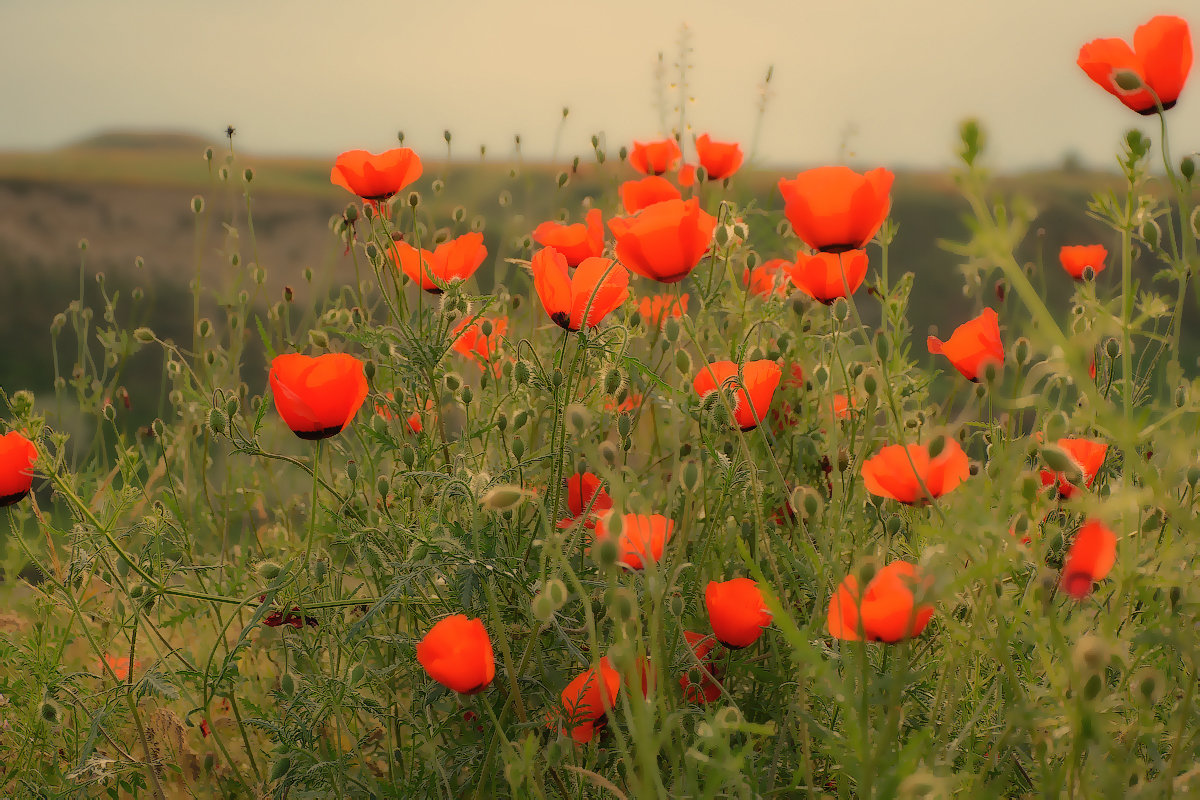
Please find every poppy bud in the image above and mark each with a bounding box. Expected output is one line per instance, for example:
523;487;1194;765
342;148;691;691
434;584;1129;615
133;327;154;343
813;365;829;387
617;413;632;438
1187;466;1200;486
832;298;849;323
532;591;556;622
566;404;591;434
1130;667;1164;705
242;167;254;183
346;460;358;482
863;373;878;396
1041;445;1083;485
257;561;282;580
874;332;891;361
191;195;205;214
460;385;473;405
511;438;525;460
681;461;700;492
594;536;620;569
208;408;227;435
40;701;59;724
308;330;328;349
603;367;624;395
280;673;295;696
152;419;164;438
1183;156;1196;181
513;360;530;385
432;179;445;195
445;373;462;392
664;318;681;342
400;444;416;468
599;441;618;466
675;349;692;376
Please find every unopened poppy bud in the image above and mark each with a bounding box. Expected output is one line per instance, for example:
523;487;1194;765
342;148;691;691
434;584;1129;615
152;418;164;438
675;349;692;376
204;146;214;162
812;365;829;387
837;449;850;472
884;516;902;536
1073;633;1111;675
681;460;700;492
208;407;226;434
40;701;59;723
832;298;849;323
303;267;313;283
617;413;632;438
664;317;681;342
863;373;878;396
460;385;473;405
513;410;529;429
242;167;254;183
257;560;282;580
1105;338;1120;360
1182;156;1196;181
269;757;291;783
132;326;154;343
1130;667;1164;704
531;591;556;622
603;367;624;395
512;360;530;386
280;673;295;696
874;331;891;361
432;179;444;195
1041;445;1083;484
619;145;628;161
556;171;569;188
982;361;1001;385
191;195;205;214
710;399;731;427
595;536;620;569
856;559;879;587
445;373;462;392
307;330;328;350
566;404;591;434
511;438;525;459
400;444;416;468
1187;466;1200;486
551;369;564;388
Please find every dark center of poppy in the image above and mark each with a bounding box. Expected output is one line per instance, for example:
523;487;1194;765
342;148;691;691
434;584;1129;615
0;489;30;508
551;311;572;330
294;424;345;441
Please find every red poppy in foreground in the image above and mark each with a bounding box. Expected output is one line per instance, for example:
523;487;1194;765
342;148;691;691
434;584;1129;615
532;208;605;267
705;578;772;649
927;308;1004;382
680;631;723;704
558;472;613;529
694;134;744;180
451;316;508;372
593;512;675;570
693;360;783;431
1059;245;1109;280
330;148;423;201
828;561;934;642
638;293;688;325
1077;16;1192;114
531;248;629;331
786;250;869;303
1039;437;1108;499
560;659;621;743
0;431;37;506
743;258;794;298
269;354;369;440
861;439;970;504
609;198;717;283
777;166;894;253
390;232;488;293
620;176;682;214
1061;519;1118;599
416;614;495;694
629;138;682;175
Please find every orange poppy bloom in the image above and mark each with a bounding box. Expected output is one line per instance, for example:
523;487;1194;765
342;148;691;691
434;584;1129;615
927;308;1004;382
375;393;428;435
390;232;488;293
0;431;37;507
558;472;613;529
604;391;642;414
1078;16;1192;114
861;439;970;504
619;176;682;214
638;293;688;325
679;631;723;704
677;163;697;188
786;249;869;303
531;248;630;331
831;393;854;420
416;614;495;694
743;258;794;298
560;659;621;743
705;577;772;649
269;354;368;440
694;134;744;180
593;512;675;570
102;655;141;682
532;209;605;267
451;316;507;372
827;561;934;642
330;148;423;201
629;138;682;175
1039;437;1108;499
1061;519;1118;599
692;360;782;431
1059;245;1109;280
777;167;895;253
608;198;717;283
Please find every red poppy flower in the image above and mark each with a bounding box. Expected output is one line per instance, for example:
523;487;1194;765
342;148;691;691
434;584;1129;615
705;577;772;649
263;607;319;629
777;167;895;252
330;148;423;202
416;614;495;695
531;248;630;331
1061;519;1118;599
620;176;682;215
604;392;642;414
558;472;613;529
532;209;605;267
679;631;723;704
102;655;141;682
677;163;697;188
694;134;744;180
608;198;717;283
560;659;621;743
831;394;853;420
692;360;782;431
828;561;934;642
638;293;688;325
1078;16;1192;114
1039;437;1108;499
451;316;507;372
861;439;970;504
786;249;869;303
375;393;428;435
784;363;806;389
390;232;488;293
269;354;369;440
592;512;675;570
743;258;794;298
927;308;1004;382
1059;245;1109;280
629;138;682;175
0;431;37;506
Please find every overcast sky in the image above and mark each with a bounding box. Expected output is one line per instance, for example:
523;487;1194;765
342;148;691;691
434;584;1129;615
2;0;1196;170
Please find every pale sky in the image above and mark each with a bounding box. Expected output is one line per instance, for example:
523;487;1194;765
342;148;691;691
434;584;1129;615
2;0;1196;170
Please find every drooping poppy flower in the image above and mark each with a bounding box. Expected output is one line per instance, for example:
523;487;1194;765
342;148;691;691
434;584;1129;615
786;249;870;303
705;578;772;649
1039;437;1108;500
0;431;37;506
861;439;970;504
558;472;613;529
677;163;697;188
629;138;682;175
1059;245;1109;280
638;293;688;325
692;360;783;431
416;614;496;695
269;354;369;440
390;232;488;293
694;134;744;180
451;316;508;373
1077;16;1192;114
330;148;423;202
828;561;934;642
679;631;723;704
559;659;621;743
743;258;794;298
532;209;605;267
927;308;1004;382
592;512;675;570
531;248;630;331
608;198;717;283
777;167;895;253
1061;519;1118;599
263;607;319;629
620;176;682;214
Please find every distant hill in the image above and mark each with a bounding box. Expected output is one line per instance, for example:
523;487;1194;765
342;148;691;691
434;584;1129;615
64;130;217;153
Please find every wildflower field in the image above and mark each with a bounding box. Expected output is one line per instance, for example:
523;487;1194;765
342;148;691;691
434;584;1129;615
5;13;1200;799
